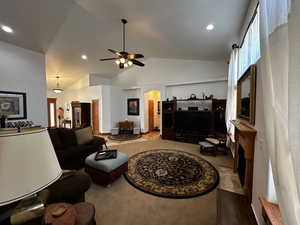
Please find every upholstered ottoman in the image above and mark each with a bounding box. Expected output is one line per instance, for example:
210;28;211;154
85;151;129;186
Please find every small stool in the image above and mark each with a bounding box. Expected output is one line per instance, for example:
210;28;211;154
199;141;216;156
74;202;96;225
205;137;227;155
111;128;119;135
133;127;141;135
85;151;129;186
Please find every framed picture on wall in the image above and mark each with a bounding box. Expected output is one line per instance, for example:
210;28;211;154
0;91;27;120
127;98;140;116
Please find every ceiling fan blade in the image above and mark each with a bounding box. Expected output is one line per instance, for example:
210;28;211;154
99;58;119;61
108;49;122;57
128;54;144;59
132;59;145;67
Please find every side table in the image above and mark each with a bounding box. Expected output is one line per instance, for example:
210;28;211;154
43;203;76;225
43;203;96;225
74;203;96;225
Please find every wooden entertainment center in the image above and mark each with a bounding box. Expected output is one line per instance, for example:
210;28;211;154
161;99;226;143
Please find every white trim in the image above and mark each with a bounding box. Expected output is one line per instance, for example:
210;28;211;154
165;77;227;87
122;77;228;90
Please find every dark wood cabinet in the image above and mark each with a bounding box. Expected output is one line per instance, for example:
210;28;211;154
162;101;176;140
71;102;91;128
161;99;226;143
212;99;227;134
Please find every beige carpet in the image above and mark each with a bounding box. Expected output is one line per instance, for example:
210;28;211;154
86;139;241;225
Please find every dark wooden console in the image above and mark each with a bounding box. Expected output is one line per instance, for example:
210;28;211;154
162;99;226;143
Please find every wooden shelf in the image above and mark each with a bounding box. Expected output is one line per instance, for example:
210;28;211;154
230;120;257;135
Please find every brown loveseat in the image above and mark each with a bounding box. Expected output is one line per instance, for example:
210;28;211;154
48;128;106;170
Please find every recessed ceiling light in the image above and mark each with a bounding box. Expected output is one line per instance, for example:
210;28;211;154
1;25;14;33
81;55;88;60
206;24;215;31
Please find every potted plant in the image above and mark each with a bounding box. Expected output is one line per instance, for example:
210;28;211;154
0;112;8;128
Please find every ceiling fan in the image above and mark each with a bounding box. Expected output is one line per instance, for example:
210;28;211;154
100;19;145;69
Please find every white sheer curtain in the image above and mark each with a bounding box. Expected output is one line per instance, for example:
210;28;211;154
239;9;261;77
225;49;239;139
226;8;260;141
260;0;300;224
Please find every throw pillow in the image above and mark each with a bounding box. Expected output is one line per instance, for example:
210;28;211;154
75;127;94;145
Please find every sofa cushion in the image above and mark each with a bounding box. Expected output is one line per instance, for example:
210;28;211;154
48;128;63;149
75;127;94;145
58;128;78;148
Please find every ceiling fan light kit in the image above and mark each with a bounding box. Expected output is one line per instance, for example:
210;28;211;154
100;19;145;69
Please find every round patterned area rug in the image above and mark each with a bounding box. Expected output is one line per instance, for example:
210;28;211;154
108;134;142;141
124;149;219;198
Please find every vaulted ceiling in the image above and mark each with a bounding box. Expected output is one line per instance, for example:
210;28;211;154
0;0;249;88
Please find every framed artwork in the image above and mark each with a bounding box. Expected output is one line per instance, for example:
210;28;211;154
0;91;27;120
127;98;140;116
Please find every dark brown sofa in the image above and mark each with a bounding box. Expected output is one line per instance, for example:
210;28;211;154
46;171;92;204
48;128;106;170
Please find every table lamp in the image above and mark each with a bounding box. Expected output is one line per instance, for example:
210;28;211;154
0;128;62;224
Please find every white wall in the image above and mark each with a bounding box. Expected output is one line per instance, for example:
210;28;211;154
111;58;228;133
110;86;124;129
48;76;126;134
0;41;47;126
99;85;124;133
48;76;103;130
122;89;141;127
166;81;227;100
112;58;228;90
49;58;228;133
89;74;112;86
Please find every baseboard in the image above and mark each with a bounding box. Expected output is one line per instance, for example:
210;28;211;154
99;132;111;135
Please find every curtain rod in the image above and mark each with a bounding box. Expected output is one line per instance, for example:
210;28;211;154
233;2;260;49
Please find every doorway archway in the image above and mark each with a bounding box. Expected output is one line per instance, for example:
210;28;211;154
143;90;161;133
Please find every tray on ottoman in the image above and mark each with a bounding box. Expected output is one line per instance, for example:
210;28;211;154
85;151;129;186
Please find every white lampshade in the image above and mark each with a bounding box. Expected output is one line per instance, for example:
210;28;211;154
0;128;62;206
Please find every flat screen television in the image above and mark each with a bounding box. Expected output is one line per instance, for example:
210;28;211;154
175;111;211;132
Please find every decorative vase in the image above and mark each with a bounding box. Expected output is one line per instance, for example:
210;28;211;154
0;117;6;128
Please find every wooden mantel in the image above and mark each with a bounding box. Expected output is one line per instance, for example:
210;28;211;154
231;120;257;202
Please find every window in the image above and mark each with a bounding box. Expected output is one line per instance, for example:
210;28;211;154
239;6;261;77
